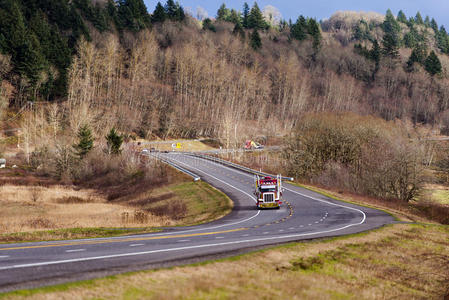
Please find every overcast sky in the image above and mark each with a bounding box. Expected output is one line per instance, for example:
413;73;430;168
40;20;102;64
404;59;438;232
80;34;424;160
143;0;449;28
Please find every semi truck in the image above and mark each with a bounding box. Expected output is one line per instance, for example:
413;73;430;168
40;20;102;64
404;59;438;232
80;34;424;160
254;175;283;209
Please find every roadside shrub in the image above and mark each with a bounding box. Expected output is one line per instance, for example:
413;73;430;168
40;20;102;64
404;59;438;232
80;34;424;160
283;113;424;202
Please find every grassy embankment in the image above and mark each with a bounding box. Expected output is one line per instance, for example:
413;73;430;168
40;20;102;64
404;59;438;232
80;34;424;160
0;138;231;243
1;223;447;299
0;181;232;243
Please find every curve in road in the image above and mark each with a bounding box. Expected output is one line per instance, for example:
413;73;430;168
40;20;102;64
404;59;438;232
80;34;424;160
0;153;395;292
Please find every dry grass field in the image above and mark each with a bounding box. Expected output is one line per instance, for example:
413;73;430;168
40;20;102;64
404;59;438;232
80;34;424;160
0;181;232;243
3;224;448;300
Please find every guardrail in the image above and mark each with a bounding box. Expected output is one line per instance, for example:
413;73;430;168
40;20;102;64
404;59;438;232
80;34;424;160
145;153;201;182
186;152;294;182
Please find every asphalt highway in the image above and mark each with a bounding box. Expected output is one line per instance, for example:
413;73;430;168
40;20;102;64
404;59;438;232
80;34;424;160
0;153;395;292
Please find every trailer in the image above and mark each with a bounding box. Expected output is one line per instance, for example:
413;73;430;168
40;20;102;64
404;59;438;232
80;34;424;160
254;175;283;209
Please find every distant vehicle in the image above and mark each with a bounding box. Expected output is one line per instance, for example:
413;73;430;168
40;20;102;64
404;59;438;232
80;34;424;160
150;148;157;152
141;149;149;155
244;140;264;150
0;158;5;169
254;175;283;209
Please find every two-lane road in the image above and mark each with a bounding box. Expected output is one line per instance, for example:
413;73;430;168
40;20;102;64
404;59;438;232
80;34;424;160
0;153;395;292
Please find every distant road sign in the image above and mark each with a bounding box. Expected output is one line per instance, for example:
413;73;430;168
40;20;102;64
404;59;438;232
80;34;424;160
176;143;182;149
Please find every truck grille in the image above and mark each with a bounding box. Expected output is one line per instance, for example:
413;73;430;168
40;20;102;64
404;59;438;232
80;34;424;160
263;194;274;203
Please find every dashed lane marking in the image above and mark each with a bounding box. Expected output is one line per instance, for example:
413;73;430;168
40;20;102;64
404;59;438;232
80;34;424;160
0;228;247;252
177;240;190;243
130;244;144;247
66;249;85;253
0;256;10;258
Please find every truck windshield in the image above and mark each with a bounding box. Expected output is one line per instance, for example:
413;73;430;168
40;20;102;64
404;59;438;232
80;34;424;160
260;188;276;193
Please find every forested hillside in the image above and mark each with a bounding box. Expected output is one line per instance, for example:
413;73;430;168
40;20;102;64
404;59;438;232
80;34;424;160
1;1;449;140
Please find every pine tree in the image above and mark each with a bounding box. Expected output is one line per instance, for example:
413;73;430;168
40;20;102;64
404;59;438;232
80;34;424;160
307;18;322;50
202;18;216;32
424;16;431;27
242;2;250;28
250;29;261;50
228;9;241;24
105;128;124;155
152;2;166;23
407;44;427;71
424;51;442;76
437;26;449;53
415;12;423;25
290;16;307;41
164;0;177;18
73;124;94;159
233;21;245;39
248;2;266;30
216;3;230;21
382;10;401;59
430;18;438;32
397;10;407;23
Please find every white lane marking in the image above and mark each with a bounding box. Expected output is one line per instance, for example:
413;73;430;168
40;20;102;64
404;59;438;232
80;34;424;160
315;221;319;224
300;225;304;228
0;255;10;259
65;249;85;253
130;244;144;247
284;186;366;226
168;157;257;204
263;232;269;234
308;224;312;226
279;229;284;232
0;222;382;271
187;154;366;227
215;237;224;239
289;227;295;230
241;234;249;237
177;240;190;243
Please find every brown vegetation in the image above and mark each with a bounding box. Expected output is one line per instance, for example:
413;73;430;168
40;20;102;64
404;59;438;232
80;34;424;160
283;113;423;202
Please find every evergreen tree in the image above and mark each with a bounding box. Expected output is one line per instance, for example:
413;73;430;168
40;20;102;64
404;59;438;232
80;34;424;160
105;128;124;155
152;2;166;23
164;0;177;18
397;10;407;23
382;32;400;59
233;21;245;39
424;16;431;27
248;2;266;30
249;29;261;50
242;2;250;28
383;9;401;34
437;26;449;53
117;0;150;31
382;9;401;59
415;12;424;25
370;40;381;64
307;18;322;50
407;43;427;71
216;3;230;21
73;124;94;159
202;18;216;32
228;9;241;24
164;0;184;21
430;18;438;32
404;25;419;48
290;15;307;41
424;50;442;76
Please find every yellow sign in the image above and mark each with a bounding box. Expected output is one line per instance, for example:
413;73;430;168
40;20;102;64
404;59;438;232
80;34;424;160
176;143;182;149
